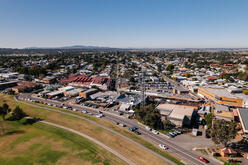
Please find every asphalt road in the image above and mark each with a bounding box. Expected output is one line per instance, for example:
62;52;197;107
40;120;135;165
18;93;221;165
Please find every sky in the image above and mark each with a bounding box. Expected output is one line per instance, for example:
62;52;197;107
0;0;248;48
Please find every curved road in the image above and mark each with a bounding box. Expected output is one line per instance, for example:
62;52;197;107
40;120;135;165
15;96;176;165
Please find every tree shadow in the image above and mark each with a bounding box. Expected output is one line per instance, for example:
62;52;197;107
1;130;25;136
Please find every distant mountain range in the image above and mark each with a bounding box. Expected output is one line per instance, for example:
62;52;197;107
25;45;115;49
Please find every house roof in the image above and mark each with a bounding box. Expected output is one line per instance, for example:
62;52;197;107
221;147;237;154
237;108;248;133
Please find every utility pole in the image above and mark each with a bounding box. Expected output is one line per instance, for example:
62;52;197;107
141;66;146;108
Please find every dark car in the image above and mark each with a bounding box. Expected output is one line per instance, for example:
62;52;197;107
129;126;137;131
135;131;141;135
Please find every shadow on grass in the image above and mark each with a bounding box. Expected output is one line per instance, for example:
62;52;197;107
1;130;25;136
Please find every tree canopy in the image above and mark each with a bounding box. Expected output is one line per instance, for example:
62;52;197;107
211;119;237;146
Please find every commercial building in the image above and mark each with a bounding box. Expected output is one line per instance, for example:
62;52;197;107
172;86;189;94
12;81;40;93
42;76;56;84
61;74;112;90
198;86;244;107
64;88;83;97
58;86;74;92
237;108;248;134
46;91;64;99
157;103;197;127
0;72;18;79
79;88;98;99
0;81;18;90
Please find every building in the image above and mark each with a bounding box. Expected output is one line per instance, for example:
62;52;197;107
61;74;112;90
157;103;197;127
46;91;64;99
0;81;18;90
0;72;18;79
64;88;83;97
237;108;248;134
58;86;74;92
173;86;189;94
220;147;237;157
79;88;98;99
42;76;56;84
198;86;244;107
12;81;40;93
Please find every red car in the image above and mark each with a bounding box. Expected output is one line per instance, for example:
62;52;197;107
198;156;209;163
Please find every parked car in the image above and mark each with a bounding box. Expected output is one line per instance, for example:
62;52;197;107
119;112;124;116
167;133;174;138
198;156;209;163
152;130;159;135
81;110;87;114
174;130;182;134
135;131;141;135
170;132;177;136
159;144;168;150
228;158;237;163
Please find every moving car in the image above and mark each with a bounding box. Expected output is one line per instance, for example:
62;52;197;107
119;123;126;127
159;144;168;150
129;126;138;131
146;126;152;131
152;130;159;135
198;156;209;163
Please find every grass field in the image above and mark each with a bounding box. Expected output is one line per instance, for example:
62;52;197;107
0;94;183;165
0;120;126;165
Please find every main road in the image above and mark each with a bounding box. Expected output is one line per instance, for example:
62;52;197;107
18;93;221;165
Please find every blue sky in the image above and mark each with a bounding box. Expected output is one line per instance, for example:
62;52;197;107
0;0;248;48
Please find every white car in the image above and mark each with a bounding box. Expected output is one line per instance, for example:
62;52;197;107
159;144;168;150
96;114;103;118
152;130;159;135
119;123;126;127
146;126;152;131
81;110;87;114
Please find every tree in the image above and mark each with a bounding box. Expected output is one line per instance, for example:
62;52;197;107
242;90;248;95
135;104;163;130
211;119;237;146
163;117;175;130
205;113;213;129
166;64;175;72
0;103;11;120
11;106;26;121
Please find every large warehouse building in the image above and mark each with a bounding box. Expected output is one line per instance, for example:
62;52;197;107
198;86;248;107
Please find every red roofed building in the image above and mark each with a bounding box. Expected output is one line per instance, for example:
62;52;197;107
220;147;237;157
206;76;217;82
61;74;112;90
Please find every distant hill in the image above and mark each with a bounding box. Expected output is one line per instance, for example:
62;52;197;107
25;45;114;49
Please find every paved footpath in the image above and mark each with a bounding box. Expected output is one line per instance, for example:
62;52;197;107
40;120;135;165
